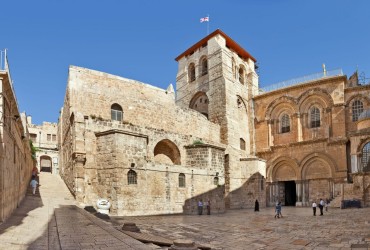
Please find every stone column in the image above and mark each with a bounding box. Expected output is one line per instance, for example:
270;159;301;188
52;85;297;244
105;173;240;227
72;152;86;203
268;120;274;147
297;113;303;142
302;180;307;206
295;180;302;206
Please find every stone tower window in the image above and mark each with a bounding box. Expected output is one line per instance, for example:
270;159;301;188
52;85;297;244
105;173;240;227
188;63;196;82
127;169;137;185
240;138;246;150
232;58;236;79
213;177;219;185
200;57;208;76
111;103;123;121
179;173;186;187
352;100;364;122
361;142;370;172
189;92;209;119
310;106;320;128
239;66;245;84
281;114;290;133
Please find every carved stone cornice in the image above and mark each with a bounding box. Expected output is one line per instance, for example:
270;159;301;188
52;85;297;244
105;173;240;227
72;152;86;164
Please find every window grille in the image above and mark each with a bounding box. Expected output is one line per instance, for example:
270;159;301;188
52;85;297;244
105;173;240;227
179;173;185;187
362;142;370;172
52;134;57;141
201;58;208;76
310;107;320;128
127;170;137;185
281;114;290;133
188;63;195;82
47;134;51;141
111;104;123;121
352;100;363;122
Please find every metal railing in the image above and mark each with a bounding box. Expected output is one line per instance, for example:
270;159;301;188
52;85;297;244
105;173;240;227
259;68;344;93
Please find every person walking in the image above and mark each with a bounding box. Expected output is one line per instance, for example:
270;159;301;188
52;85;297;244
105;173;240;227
206;199;211;215
274;202;281;218
254;199;259;212
319;198;324;216
198;200;203;215
312;201;317;216
30;176;38;195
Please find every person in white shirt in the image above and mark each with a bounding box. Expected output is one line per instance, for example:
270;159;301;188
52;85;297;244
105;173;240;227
319;198;325;215
312;201;317;216
30;176;38;195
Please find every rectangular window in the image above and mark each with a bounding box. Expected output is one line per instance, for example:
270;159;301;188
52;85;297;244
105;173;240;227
30;133;37;143
47;134;51;141
52;134;56;141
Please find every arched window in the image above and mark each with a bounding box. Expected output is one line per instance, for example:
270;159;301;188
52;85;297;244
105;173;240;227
189;92;209;119
200;57;208;76
281;114;290;133
179;173;186;187
214;177;219;185
240;138;246;150
239;66;245;84
127;170;137;185
232;58;236;79
111;103;123;121
361;142;370;172
188;63;196;82
310;107;320;128
352;100;364;122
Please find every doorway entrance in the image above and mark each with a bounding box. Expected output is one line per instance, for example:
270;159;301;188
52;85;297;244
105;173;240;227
284;181;296;206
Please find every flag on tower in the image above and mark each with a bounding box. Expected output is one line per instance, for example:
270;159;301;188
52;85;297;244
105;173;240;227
200;17;209;23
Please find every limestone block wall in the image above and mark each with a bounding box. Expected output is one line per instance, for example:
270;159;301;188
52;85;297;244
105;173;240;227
67;66;220;143
0;74;34;222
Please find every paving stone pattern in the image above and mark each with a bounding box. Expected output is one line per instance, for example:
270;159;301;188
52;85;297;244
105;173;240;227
112;207;370;250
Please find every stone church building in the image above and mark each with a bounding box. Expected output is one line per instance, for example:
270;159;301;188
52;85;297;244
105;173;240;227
58;30;370;216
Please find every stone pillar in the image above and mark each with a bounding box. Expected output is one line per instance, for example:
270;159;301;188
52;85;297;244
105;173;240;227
268;120;274;147
72;152;86;203
302;180;307;206
269;184;273;206
295;180;302;206
297;113;303;142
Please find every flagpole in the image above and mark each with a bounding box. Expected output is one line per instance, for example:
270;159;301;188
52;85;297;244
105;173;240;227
207;14;210;35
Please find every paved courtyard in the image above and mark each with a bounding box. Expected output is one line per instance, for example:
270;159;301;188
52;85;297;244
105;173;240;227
112;206;370;250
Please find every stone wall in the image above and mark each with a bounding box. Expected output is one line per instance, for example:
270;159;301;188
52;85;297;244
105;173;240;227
0;72;34;222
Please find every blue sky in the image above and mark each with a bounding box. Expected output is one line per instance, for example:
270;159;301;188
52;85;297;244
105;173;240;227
1;0;369;124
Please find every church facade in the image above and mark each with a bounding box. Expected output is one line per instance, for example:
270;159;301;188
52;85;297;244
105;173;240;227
58;30;370;215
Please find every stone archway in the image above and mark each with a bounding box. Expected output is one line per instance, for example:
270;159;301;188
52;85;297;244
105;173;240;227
301;154;335;203
154;139;181;165
40;155;52;172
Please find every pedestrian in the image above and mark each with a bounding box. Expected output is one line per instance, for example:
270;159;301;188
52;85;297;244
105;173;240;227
319;198;324;216
274;202;281;218
198;199;203;215
206;199;211;215
277;202;283;217
254;199;259;212
30;176;38;195
312;201;317;216
32;166;38;178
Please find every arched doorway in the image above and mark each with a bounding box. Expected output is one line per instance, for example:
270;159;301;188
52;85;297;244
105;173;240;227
153;139;181;165
273;165;297;206
40;155;52;172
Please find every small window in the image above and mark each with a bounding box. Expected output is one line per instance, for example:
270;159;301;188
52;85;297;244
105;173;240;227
281;114;290;133
260;179;264;191
111;103;123;121
352;100;364;122
201;58;208;76
362;142;370;172
30;133;37;143
179;173;186;187
127;170;137;185
188;63;196;82
239;67;245;84
310;107;320;128
52;134;57;141
47;134;51;141
240;138;246;150
214;177;219;185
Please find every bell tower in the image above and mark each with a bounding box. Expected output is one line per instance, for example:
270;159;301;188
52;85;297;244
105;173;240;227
175;30;266;209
